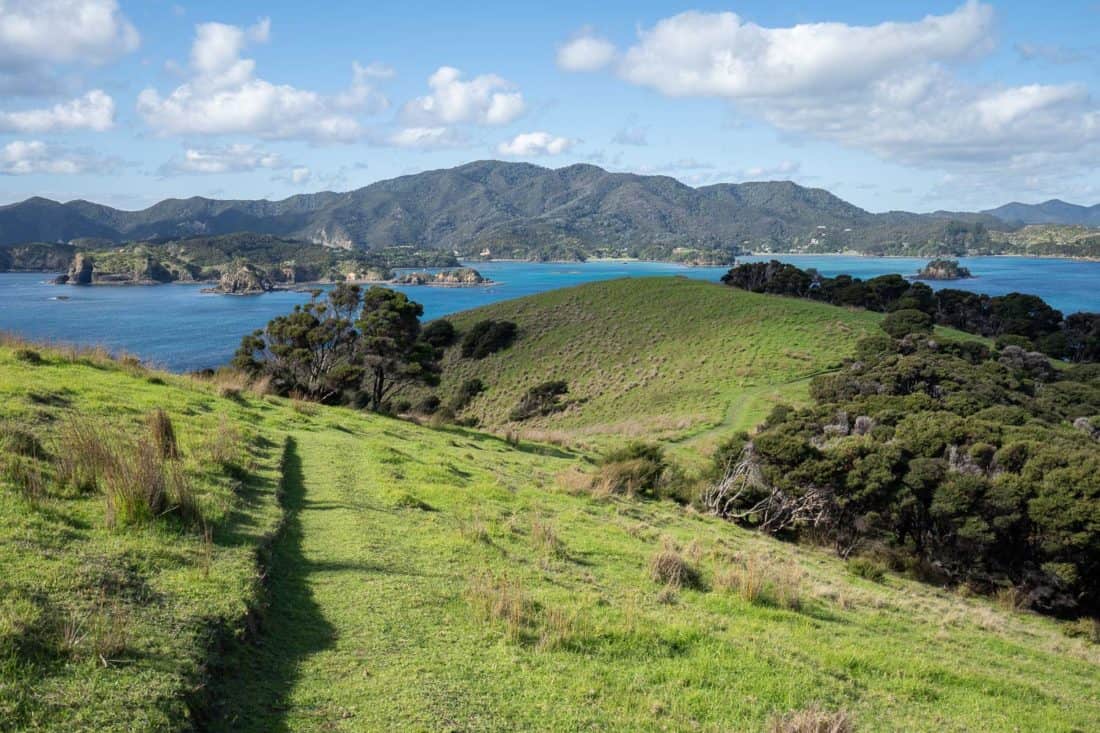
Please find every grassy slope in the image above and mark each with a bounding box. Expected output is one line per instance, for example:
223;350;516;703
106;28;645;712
421;278;883;457
0;344;288;730
208;407;1099;732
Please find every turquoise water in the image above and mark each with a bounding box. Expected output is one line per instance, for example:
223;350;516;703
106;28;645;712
0;256;1096;372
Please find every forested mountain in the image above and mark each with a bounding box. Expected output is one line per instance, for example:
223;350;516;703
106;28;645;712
984;199;1100;226
0;160;1092;258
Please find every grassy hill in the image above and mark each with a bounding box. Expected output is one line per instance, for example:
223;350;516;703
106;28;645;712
2;327;1097;730
417;277;884;456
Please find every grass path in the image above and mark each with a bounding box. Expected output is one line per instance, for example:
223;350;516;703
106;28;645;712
206;418;1100;732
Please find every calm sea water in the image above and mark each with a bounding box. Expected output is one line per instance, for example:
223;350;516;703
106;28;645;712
0;255;1096;372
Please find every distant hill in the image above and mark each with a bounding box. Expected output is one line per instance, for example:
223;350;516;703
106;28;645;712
983;199;1100;226
0;160;1020;258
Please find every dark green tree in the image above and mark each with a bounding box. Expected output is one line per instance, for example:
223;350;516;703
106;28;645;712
356;287;439;411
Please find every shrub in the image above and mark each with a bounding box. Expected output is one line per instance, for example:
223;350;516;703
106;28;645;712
591;442;667;498
146;409;180;460
417;395;442;415
421;319;457;348
509;380;568;422
881;308;933;338
449;378;485;412
647;537;701;589
847;557;887;583
461;320;517;359
13;348;43;365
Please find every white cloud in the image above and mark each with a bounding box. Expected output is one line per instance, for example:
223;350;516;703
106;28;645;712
497;131;575;156
617;3;992;98
600;3;1100;176
0;140;111;175
401;66;524;126
387;126;466;149
611;125;647;146
161;143;285;175
137;20;389;141
0;0;139;69
557;30;616;72
740;161;801;179
0;90;114;132
289;166;311;184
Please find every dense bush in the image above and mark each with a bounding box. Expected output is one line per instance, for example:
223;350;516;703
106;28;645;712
592;442;668;498
722;260;1100;362
509;380;568;421
710;332;1100;616
421;319;457;348
881;309;933;338
449;378;485;412
461;320;518;359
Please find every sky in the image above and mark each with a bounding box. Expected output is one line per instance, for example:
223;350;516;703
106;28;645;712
1;0;1099;213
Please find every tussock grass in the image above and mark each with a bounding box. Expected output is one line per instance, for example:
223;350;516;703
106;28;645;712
715;552;804;610
768;706;854;733
648;535;701;590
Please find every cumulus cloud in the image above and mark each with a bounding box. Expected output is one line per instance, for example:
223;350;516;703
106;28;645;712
160;143;285;175
0;90;114;132
0;140;113;175
596;3;1100;176
387;126;466;149
557;30;616;72
137;19;389;141
0;0;139;69
401;67;524;126
617;3;992;98
497;131;575;156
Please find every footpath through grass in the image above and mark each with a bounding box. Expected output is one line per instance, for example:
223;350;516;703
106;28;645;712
209;406;1100;732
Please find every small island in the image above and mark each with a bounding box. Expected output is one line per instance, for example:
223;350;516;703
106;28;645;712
391;267;492;286
913;258;973;281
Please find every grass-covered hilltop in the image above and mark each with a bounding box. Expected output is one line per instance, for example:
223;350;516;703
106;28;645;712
2;273;1099;731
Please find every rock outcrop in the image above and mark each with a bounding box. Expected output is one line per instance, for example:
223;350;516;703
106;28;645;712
216;263;274;294
914;259;972;281
65;253;95;285
392;267;490;286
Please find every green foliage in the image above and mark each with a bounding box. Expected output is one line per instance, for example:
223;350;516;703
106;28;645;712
461;319;518;359
421;319;457;348
509;380;568;421
881;309;934;338
723;261;1099;362
234;284;440;410
717;334;1100;615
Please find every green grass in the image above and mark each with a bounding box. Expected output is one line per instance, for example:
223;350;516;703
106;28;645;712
205;405;1100;732
0;341;289;730
418;277;883;457
1;290;1095;732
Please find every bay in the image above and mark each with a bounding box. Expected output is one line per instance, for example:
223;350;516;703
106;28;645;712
0;255;1096;372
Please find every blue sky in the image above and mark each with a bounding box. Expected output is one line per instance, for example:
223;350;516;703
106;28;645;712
1;0;1099;212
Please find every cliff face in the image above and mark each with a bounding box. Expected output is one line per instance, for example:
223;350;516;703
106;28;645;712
217;263;274;294
59;252;182;285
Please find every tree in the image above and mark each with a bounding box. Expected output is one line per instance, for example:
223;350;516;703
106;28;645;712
233;284;363;402
356;287;439;411
881;309;933;338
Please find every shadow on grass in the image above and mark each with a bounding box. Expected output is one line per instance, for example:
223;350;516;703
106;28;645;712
206;437;337;733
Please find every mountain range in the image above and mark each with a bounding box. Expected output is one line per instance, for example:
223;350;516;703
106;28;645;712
0;160;1093;257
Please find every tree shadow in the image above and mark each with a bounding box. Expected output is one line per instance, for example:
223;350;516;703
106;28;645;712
205;437;337;732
